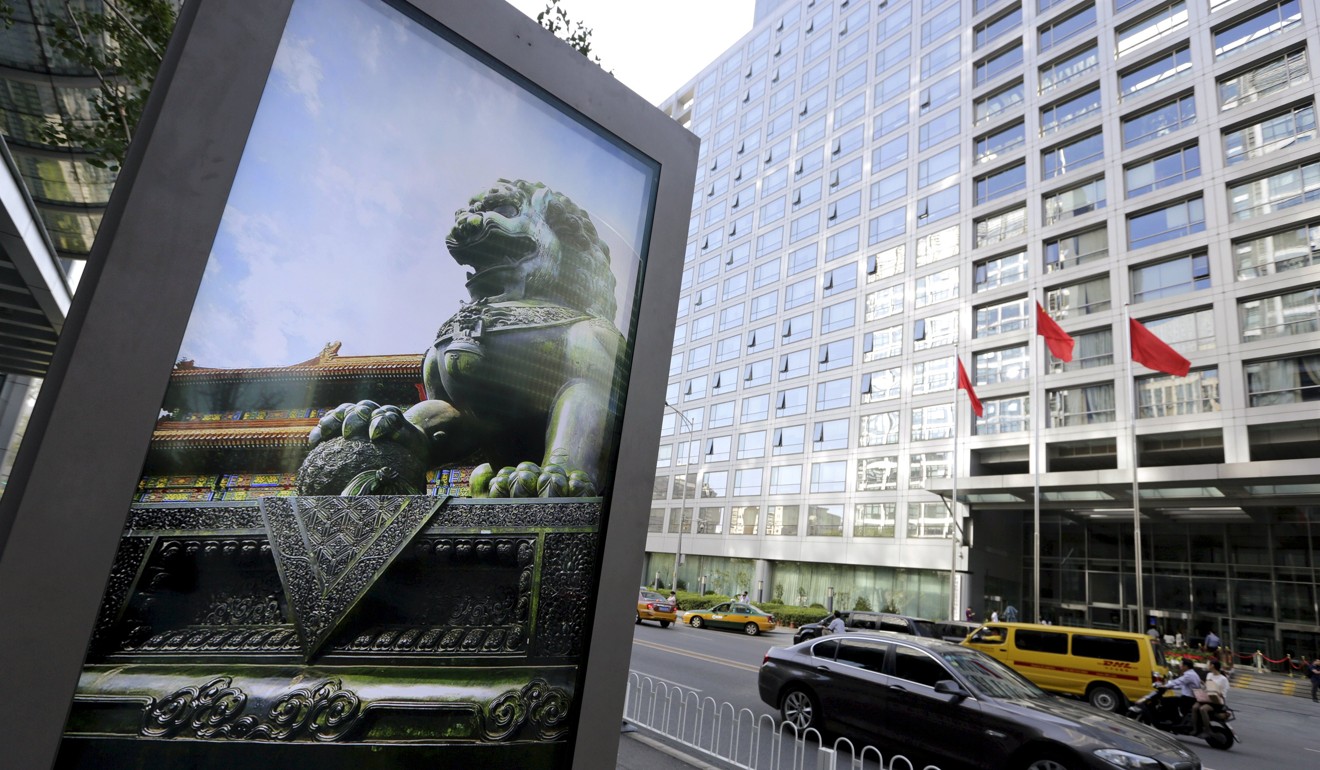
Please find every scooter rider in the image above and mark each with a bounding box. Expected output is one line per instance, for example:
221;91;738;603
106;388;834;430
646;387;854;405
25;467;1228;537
1161;658;1203;722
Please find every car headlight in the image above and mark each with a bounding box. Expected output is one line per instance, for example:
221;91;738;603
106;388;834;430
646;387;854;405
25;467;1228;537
1093;749;1161;768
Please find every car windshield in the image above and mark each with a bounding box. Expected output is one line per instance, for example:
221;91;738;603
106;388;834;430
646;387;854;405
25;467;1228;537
640;591;665;602
911;620;937;636
938;650;1049;700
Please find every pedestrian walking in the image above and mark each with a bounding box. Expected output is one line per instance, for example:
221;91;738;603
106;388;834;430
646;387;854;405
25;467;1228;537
1308;656;1320;703
1004;605;1018;622
965;606;975;622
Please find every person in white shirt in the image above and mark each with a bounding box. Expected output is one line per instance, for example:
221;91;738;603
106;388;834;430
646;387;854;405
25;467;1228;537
1194;659;1230;738
826;611;845;635
990;609;999;622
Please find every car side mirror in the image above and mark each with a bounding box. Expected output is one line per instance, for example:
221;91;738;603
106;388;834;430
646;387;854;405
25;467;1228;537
934;680;970;700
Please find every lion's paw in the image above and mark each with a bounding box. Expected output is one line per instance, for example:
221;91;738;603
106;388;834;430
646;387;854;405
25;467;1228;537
470;460;597;498
309;400;427;456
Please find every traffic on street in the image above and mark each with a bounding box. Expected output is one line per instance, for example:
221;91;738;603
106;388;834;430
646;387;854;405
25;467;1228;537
628;618;1320;770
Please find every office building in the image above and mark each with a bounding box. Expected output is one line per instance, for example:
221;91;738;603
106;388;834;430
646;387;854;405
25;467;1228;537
647;0;1320;657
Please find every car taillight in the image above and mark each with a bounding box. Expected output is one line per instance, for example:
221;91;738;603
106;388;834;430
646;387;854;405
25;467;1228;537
763;651;771;665
646;603;655;610
768;615;776;623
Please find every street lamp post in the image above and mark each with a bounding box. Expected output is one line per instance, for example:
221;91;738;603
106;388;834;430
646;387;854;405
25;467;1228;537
827;586;835;613
665;403;693;594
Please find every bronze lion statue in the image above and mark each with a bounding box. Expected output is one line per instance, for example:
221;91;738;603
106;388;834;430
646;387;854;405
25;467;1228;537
298;179;627;498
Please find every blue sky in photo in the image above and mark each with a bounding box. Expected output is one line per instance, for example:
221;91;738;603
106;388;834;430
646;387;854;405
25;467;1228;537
178;0;656;369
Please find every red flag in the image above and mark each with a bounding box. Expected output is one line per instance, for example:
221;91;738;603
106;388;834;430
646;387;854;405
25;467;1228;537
956;357;983;418
1130;318;1191;377
1035;301;1075;362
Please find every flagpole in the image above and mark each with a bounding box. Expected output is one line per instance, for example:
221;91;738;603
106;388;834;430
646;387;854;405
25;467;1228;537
950;354;960;622
1031;319;1042;624
1124;304;1145;631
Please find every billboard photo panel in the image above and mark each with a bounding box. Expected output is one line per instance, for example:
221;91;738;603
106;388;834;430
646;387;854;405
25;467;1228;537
0;0;696;767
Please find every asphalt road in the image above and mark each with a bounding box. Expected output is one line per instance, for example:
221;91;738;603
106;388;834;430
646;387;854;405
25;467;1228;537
627;619;1320;770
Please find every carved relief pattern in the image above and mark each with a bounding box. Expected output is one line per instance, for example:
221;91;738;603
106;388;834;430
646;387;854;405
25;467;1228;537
88;536;151;655
141;677;362;742
425;500;600;529
481;678;573;741
261;496;440;656
126;505;263;532
435;303;588;347
534;532;598;657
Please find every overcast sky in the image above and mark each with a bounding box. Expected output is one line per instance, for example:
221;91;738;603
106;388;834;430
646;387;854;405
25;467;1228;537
506;0;755;104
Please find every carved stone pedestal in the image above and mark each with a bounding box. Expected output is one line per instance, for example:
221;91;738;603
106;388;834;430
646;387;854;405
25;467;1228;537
59;497;601;768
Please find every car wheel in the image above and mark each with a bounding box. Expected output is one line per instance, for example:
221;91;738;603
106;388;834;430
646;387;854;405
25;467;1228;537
1022;752;1077;770
744;622;760;636
779;687;819;732
660;620;671;628
690;616;704;628
1086;684;1124;712
635;613;642;625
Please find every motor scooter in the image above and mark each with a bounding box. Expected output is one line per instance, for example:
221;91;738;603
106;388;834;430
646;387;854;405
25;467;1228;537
1126;686;1237;750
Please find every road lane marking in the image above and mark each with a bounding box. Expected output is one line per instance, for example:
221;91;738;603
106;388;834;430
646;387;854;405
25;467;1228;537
630;670;702;693
633;637;762;673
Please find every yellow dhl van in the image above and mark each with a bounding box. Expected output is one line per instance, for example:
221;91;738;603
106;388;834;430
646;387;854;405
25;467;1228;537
963;622;1170;712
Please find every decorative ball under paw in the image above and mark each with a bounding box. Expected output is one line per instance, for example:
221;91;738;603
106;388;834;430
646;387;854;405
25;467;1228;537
296;437;427;496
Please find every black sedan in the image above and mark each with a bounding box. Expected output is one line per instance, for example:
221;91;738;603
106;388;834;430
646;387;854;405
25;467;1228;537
758;633;1200;770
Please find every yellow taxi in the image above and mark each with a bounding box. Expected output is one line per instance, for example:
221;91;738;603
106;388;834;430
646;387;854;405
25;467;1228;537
685;600;777;636
636;589;677;628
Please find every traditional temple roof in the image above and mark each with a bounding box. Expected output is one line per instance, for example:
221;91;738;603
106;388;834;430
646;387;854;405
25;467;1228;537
151;419;315;449
171;341;423;383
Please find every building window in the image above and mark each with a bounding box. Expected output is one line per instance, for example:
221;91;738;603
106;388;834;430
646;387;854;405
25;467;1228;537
976;121;1026;164
975;40;1024;87
1239;286;1320;340
915;267;959;307
729;505;760;535
975;5;1022;50
1048;327;1113;371
875;33;912;76
1042;132;1103;179
1043;177;1106;225
745;358;772;387
716;335;741;362
911;356;955;394
975;296;1030;337
765;504;799;536
806;503;844;535
772;425;806;455
867;244;905;283
866;284;904;321
873;135;909;173
813;418;849;451
720;303;745;331
920;148;961;190
853;502;897;536
833;156;864;189
1229;161;1320;221
1116;1;1188;58
1213;1;1302;61
1131;253;1210;303
913;310;958;350
870;170;907;208
782;311;812;342
818;338;853;372
921;38;961;80
907;502;953;538
920;72;960;115
1146;308;1217;354
1122;92;1195;149
780;349;810;380
1040;87;1100;136
974;345;1029;385
809;463;846;495
1048;382;1116;426
687;345;711;370
1045;226;1108;273
916;225;960;267
976;395;1030;435
1119;45;1191;99
817;377;852;411
1047;275;1110;318
648;507;665;533
918;185;960;225
824;225;860;260
820;298;856;333
705;434;732;460
1233;222;1320;279
1039;45;1098;95
1244;354;1320;405
1124;143;1200;197
747;323;774;354
1219;49;1309;110
908;451;951;489
712;367;737;396
742;394;770;423
695;506;724;533
975;205;1027;247
868;207;907;245
976;162;1027;203
1136;368;1220;419
1224;103;1316;165
863;325;903;360
861;368;901;403
875;65;911;106
776;385;808;417
974;250;1028;291
975;79;1025;125
823;263;858;298
1038;4;1096;52
1129;196;1205;248
859;411;900;446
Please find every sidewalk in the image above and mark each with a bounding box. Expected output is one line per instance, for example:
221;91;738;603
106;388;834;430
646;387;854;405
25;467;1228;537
617;728;716;770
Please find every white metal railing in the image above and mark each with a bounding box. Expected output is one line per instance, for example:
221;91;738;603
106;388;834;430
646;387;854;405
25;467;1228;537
623;672;942;770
